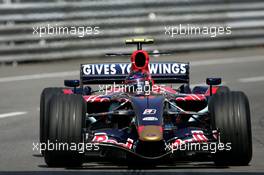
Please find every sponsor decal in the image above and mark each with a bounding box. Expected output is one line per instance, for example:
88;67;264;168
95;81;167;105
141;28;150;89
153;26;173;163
92;133;133;150
82;63;187;76
142;116;158;121
170;130;208;149
143;109;157;115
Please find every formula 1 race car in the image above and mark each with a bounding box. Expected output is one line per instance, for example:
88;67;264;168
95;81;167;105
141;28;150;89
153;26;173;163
40;38;252;167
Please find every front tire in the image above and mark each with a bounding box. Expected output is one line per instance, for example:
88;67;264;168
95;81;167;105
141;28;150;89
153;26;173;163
40;88;64;145
44;94;86;167
209;91;252;166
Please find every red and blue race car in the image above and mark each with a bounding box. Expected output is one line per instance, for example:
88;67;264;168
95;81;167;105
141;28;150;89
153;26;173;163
40;38;252;167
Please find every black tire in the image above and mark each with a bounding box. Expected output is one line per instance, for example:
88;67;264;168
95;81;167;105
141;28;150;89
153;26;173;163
209;91;252;166
44;94;86;167
40;88;64;145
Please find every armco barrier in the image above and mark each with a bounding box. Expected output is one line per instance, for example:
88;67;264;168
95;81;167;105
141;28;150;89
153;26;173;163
0;0;263;63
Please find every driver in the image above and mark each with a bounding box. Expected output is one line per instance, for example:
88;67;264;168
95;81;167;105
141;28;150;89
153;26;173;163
124;71;153;95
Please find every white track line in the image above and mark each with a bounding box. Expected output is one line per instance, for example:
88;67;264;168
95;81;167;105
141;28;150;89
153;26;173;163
0;56;263;83
0;111;28;119
239;76;264;83
0;71;78;83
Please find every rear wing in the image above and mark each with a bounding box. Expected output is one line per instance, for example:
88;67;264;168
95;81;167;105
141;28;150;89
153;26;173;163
80;62;189;84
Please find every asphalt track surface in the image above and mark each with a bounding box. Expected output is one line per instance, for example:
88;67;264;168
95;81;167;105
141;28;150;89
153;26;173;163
0;47;264;174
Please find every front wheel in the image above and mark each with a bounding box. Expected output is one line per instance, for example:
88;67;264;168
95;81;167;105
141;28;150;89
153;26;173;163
40;88;64;145
44;94;86;167
209;91;252;166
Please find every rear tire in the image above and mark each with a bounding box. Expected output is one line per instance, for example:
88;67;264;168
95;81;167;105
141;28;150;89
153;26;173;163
209;91;252;166
44;94;86;167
